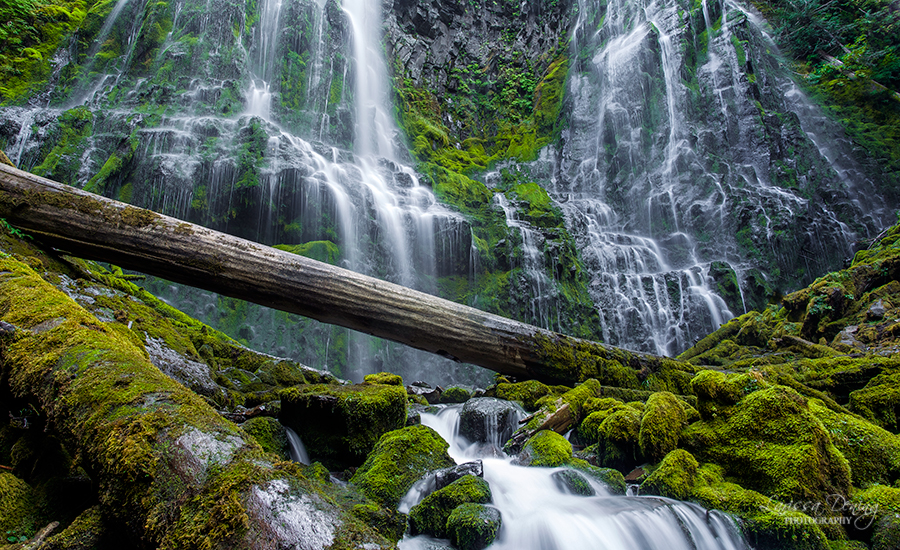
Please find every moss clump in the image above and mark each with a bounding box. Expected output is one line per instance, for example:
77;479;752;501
849;371;900;432
578;402;629;442
240;417;289;460
350;425;455;508
550;469;594;496
638;391;687;462
852;485;900;550
363;372;403;386
692;464;830;550
569;461;627;494
0;472;36;541
409;475;492;538
446;503;502;550
683;386;851;503
518;430;573;467
493;379;556;411
809;399;900;486
441;386;473;403
38;505;107;549
595;408;643;473
641;449;699;500
280;383;407;468
350;502;407;542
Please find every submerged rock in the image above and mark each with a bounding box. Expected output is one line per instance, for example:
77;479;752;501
551;469;595;496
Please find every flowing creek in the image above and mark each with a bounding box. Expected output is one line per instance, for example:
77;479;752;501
398;405;749;550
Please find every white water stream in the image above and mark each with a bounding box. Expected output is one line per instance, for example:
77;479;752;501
399;406;748;550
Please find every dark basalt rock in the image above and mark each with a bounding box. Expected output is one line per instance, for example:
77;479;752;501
435;460;484;491
459;397;522;446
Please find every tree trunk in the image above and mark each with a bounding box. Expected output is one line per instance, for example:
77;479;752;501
0;163;685;385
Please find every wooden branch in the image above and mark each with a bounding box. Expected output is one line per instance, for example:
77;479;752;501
0;163;686;385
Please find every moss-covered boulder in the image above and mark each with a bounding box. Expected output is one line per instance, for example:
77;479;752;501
0;472;37;542
441;386;473;403
446;503;502;550
640;449;699;500
809;399;900;485
351;425;455;508
408;475;492;538
363;372;403;386
594;408;643;473
241;417;289;460
569;462;627;494
638;391;687;462
518;430;572;467
851;485;900;550
551;469;594;496
683;386;851;503
38;505;108;550
492;379;557;411
280;383;407;468
849;371;900;432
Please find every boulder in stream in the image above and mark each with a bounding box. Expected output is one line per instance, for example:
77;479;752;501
446;503;502;550
459;397;522;446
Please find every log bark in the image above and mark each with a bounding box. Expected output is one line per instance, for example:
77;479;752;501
0;163;685;385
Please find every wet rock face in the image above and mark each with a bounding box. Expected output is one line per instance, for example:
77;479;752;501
435;460;484;490
385;0;573;135
459;397;523;446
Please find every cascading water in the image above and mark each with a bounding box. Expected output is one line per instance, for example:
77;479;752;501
542;0;890;354
0;0;482;384
400;406;749;549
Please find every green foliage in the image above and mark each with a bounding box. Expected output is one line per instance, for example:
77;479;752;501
446;503;502;550
638;391;687;462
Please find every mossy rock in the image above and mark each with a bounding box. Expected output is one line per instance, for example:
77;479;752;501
849;371;900;432
38;505;108;550
683;386;851;503
569;461;627;494
595;408;643;473
0;472;37;541
408;475;492;538
640;449;699;500
692;464;830;550
254;360;308;388
280;382;407;468
240;417;289;460
493;379;555;411
551;469;594;496
350;502;407;543
809;399;900;486
638;391;687;462
577;404;629;442
446;503;502;550
518;430;572;467
350;425;455;508
851;485;900;550
363;372;403;386
441;386;473;404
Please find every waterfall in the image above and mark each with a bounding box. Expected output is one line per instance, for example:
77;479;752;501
400;406;749;550
284;426;310;464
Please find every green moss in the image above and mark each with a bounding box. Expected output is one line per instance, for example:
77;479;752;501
641;449;700;500
594;408;643;472
280;383;407;468
852;485;900;550
350;425;455;508
638;391;687;462
350;502;407;542
683;386;851;503
273;240;340;265
38;505;106;549
569;461;627;494
408;475;492;538
849;371;900;432
692;464;830;550
446;503;502;550
0;472;36;541
441;386;473;403
363;372;404;386
519;430;573;467
493;380;556;411
241;417;289;460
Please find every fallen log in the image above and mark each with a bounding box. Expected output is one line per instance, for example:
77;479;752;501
0;163;686;385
